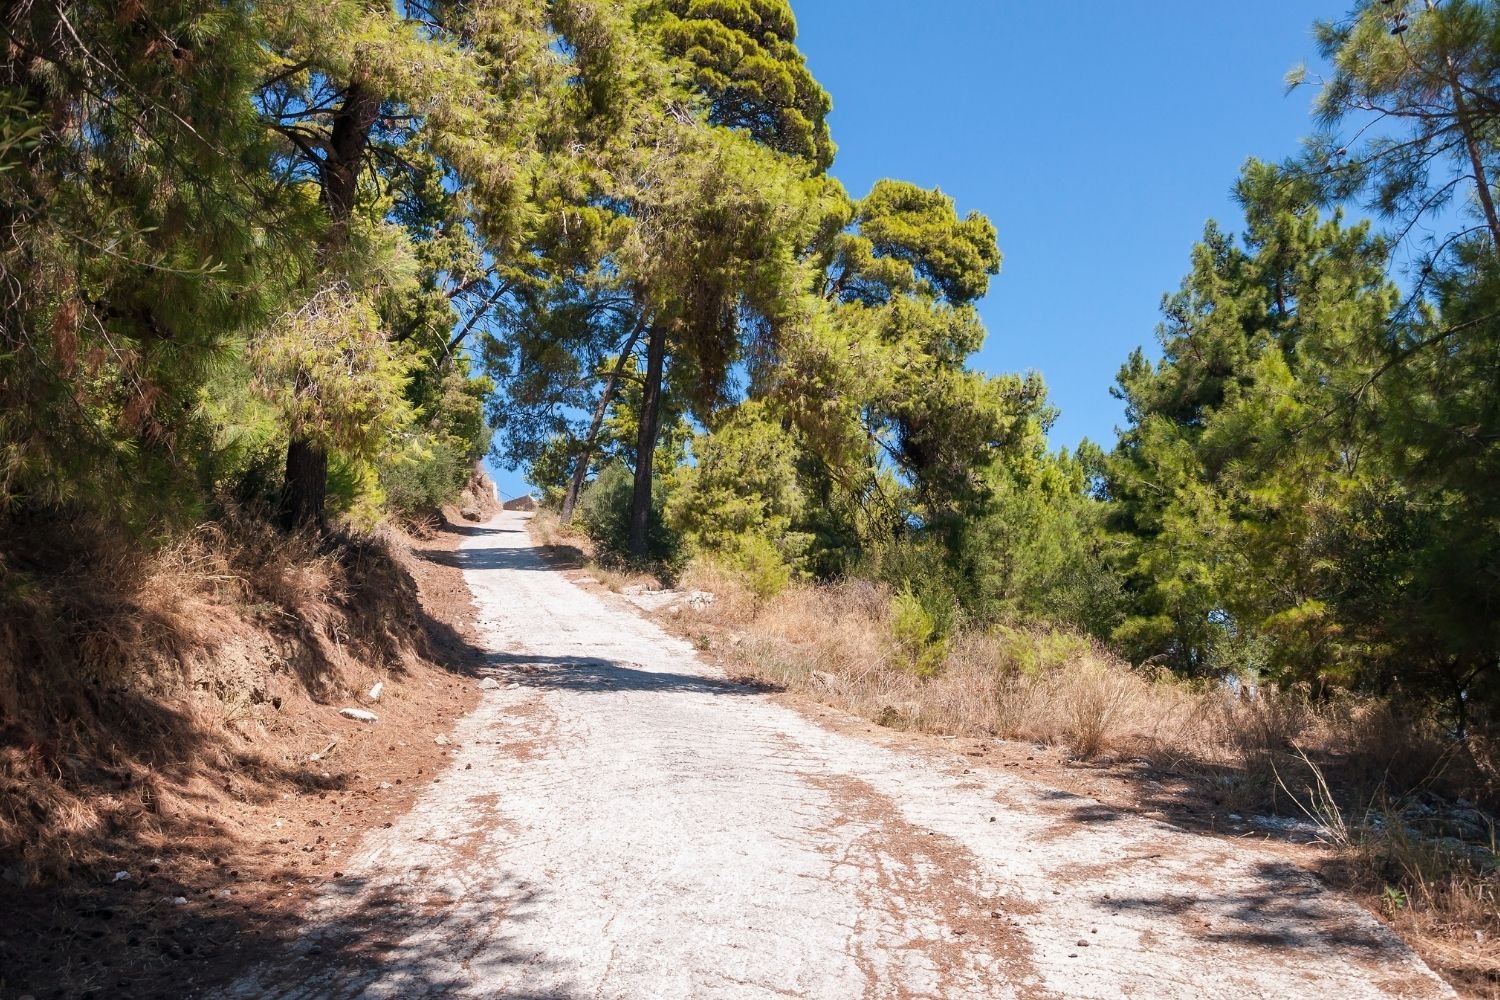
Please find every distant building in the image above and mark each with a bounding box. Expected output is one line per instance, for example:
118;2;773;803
503;494;537;512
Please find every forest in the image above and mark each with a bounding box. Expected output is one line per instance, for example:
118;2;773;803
3;0;1500;879
7;0;1500;992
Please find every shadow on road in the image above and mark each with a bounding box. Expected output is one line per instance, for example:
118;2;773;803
1095;859;1393;954
210;873;574;999
483;651;778;696
412;543;550;573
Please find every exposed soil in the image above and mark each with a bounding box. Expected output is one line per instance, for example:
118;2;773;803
0;508;494;1000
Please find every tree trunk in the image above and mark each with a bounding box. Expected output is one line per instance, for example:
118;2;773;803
280;82;380;530
281;434;329;530
562;319;646;523
628;322;667;560
1429;0;1500;248
320;82;381;234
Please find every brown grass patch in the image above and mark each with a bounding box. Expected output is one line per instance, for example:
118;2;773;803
527;508;664;593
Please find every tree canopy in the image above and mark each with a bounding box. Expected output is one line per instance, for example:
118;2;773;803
6;0;1500;739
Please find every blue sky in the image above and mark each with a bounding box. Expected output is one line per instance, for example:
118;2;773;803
488;1;1333;498
794;0;1330;451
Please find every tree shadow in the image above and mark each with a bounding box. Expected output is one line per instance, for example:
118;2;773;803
411;544;552;573
0;508;535;998
0;689;362;998
1096;859;1394;954
3;814;576;999
209;874;574;999
484;652;775;697
437;521;516;538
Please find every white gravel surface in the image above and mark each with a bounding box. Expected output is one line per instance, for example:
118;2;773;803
220;510;1456;999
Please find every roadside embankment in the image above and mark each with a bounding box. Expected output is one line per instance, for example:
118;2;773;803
0;477;498;998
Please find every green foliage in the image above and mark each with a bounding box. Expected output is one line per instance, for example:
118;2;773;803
1106;161;1401;679
380;438;472;517
575;461;680;566
726;534;794;600
667;400;809;577
17;0;1500;749
0;0;313;522
1296;0;1500;264
859;539;961;639
988;626;1095;678
1102;154;1500;724
653;0;834;170
837;180;1001;307
889;586;947;677
251;288;415;459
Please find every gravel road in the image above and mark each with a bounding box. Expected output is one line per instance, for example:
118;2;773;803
221;510;1456;999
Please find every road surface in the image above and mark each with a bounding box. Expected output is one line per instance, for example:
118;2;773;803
221;510;1454;999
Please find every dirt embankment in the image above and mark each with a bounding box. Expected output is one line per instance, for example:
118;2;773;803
0;477;499;1000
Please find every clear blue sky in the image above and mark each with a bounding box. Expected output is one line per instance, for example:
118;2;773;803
794;0;1329;451
488;1;1331;497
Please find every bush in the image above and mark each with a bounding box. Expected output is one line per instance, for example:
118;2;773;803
988;624;1094;677
860;538;962;637
728;534;793;600
380;437;471;517
890;586;947;676
574;461;680;567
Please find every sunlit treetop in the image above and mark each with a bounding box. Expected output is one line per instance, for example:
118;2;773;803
651;0;835;171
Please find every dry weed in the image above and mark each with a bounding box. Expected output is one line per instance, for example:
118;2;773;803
0;505;433;883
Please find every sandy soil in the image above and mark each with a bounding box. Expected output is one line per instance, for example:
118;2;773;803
218;510;1457;999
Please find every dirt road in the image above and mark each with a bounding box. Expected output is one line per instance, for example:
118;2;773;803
220;510;1455;999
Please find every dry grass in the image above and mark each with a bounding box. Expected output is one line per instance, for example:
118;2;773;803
0;505;436;885
715;576;1206;761
694;569;1493;800
528;509;664;593
529;508;593;564
665;562;1500;996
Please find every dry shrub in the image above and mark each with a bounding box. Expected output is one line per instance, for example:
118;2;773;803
0;506;432;884
687;576;1499;798
677;558;758;626
1202;686;1316;808
723;582;1183;759
1057;659;1140;759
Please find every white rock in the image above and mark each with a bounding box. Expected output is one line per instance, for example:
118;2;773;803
112;870;131;882
368;681;384;701
434;735;449;746
340;708;378;723
478;677;501;690
169;896;188;906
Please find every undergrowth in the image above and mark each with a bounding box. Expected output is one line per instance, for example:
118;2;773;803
0;504;439;885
